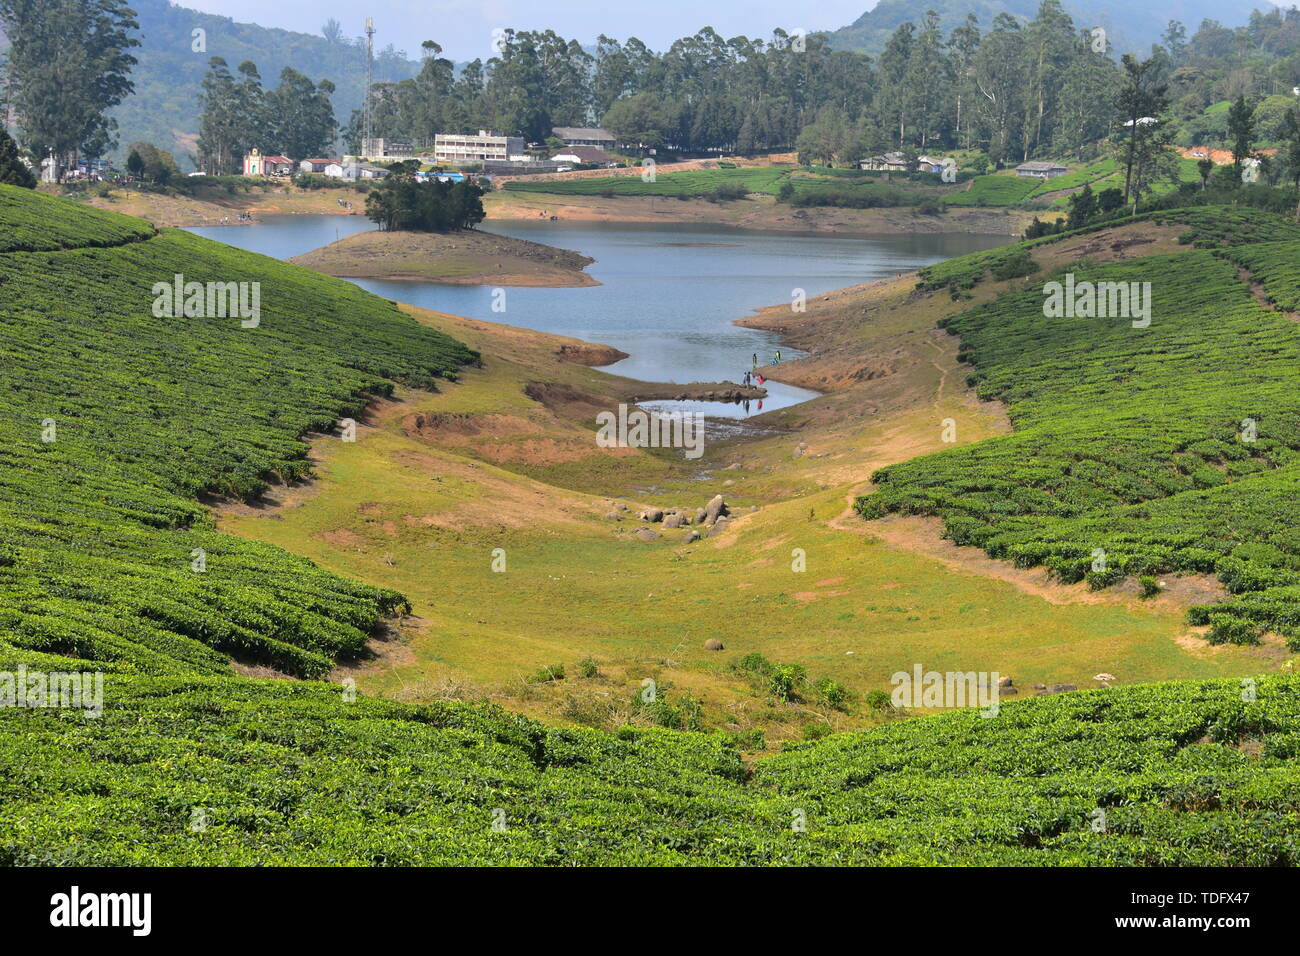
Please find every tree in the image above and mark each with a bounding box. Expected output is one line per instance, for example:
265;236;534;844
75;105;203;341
365;173;485;232
1226;94;1255;183
125;141;179;185
1115;55;1169;210
0;0;140;177
1284;107;1300;221
1197;158;1214;190
972;15;1026;165
321;18;343;45
0;126;35;187
1066;182;1097;228
265;68;337;161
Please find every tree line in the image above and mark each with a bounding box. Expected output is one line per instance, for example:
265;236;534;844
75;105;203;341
352;3;1300;169
197;59;339;174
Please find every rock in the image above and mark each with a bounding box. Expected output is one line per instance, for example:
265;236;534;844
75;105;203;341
639;508;664;522
695;508;707;524
1032;683;1046;690
662;513;685;529
999;686;1018;695
1048;683;1077;694
709;517;730;537
704;494;728;524
1093;673;1116;682
685;531;701;543
634;528;660;542
604;512;622;521
998;676;1014;688
703;639;724;651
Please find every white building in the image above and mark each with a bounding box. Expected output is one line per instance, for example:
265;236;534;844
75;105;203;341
434;131;527;165
341;162;390;181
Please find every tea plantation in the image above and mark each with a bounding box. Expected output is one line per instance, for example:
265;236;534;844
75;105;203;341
2;187;1298;865
0;185;478;679
862;208;1300;648
1;672;1297;864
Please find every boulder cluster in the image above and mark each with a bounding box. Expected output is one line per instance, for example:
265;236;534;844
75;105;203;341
604;495;732;543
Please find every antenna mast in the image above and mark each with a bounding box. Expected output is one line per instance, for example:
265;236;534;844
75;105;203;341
363;18;375;156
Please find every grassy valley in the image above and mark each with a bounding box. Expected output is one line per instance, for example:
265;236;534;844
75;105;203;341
2;184;1299;867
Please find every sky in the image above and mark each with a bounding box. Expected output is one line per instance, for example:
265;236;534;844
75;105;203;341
180;0;875;61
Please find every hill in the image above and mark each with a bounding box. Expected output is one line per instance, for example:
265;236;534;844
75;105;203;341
828;0;1268;55
0;183;476;678
105;0;421;168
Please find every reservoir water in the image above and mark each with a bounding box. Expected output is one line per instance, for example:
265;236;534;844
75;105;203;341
187;216;1007;418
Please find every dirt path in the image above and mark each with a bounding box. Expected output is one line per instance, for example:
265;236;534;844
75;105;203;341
1237;265;1300;321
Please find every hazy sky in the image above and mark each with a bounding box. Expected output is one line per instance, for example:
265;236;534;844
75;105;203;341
180;0;875;60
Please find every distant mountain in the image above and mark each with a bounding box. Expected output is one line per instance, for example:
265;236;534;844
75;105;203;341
827;0;1273;55
107;0;423;168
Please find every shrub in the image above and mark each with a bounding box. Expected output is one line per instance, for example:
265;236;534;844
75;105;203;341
768;664;807;702
526;663;566;683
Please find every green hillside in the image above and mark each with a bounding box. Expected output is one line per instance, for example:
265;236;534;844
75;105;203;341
0;184;476;678
2;670;1297;864
102;0;421;167
862;206;1300;647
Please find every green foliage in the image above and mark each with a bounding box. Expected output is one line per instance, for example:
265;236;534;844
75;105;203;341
0;185;154;251
863;213;1300;646
0;185;477;677
577;657;599;678
768;664;807;702
989;249;1039;280
0;129;34;188
365;175;486;232
943;175;1041;207
813;677;856;712
527;664;566;684
4;673;1300;864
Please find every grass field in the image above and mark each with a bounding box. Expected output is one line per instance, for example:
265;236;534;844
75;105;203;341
503;167;789;198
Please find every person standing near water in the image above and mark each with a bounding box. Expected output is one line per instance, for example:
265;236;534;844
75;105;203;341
752;352;758;369
775;350;782;363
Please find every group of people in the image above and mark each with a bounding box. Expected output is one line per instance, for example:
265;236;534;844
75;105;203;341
742;350;780;388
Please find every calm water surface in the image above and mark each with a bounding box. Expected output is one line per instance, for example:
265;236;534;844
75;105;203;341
187;216;1006;418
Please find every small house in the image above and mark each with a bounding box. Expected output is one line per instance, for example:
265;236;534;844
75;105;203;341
552;126;616;150
859;151;909;172
1014;161;1069;179
550;146;615;166
341;162;390;181
299;158;343;175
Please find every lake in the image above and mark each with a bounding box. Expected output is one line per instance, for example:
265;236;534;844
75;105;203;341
187;216;1007;418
